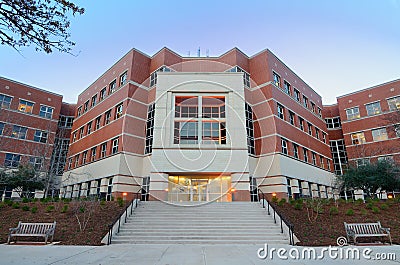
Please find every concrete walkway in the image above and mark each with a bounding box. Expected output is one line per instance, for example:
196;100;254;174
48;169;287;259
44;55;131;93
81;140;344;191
0;244;399;265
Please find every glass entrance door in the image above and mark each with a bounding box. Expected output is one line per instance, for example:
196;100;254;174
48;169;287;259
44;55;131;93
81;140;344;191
168;176;231;202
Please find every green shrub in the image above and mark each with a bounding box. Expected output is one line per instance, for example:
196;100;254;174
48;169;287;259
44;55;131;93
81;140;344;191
117;197;124;207
338;198;346;204
294;202;303;210
380;203;388;210
271;196;278;203
296;198;304;204
345;209;354;216
22;198;30;203
372;206;380;214
278;198;286;206
46;205;55;212
329;207;339;215
0;202;5;209
289;198;295;205
366;202;374;209
79;206;85;213
32;198;38;202
62;198;71;203
5;199;13;206
12;202;20;209
22;205;30;211
355;198;364;204
61;205;68;213
361;209;367;215
100;200;106;206
31;206;38;213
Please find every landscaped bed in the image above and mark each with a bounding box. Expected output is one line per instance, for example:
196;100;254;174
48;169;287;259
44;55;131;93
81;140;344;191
0;198;127;245
274;198;400;246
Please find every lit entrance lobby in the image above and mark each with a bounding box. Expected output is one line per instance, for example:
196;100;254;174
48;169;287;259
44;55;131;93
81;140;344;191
168;176;232;202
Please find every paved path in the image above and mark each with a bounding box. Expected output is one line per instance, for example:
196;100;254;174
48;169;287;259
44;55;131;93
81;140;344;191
0;244;399;265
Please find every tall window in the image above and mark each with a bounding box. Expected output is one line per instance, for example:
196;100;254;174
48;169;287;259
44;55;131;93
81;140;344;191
90;147;97;162
82;151;88;164
104;110;111;125
174;95;226;144
315;128;320;139
18;99;34;113
311;102;316;113
273;72;281;87
372;128;388;141
288;111;295;125
115;103;123;119
320;155;325;169
108;80;116;94
72;131;77;142
100;143;107;158
317;107;322;117
0;122;4;135
307;122;312;135
299;117;304;131
283;80;291;95
4;153;20;167
0;94;12;108
79;127;84;139
95;116;101;130
11;125;27;139
119;71;127;86
145;103;155;154
302;96;308;108
311;152;317;165
387;96;400;111
83;100;89;112
87;121;92;134
99;88;106;101
77;106;82;117
351;132;366;144
277;103;285;119
29;157;43;170
33;130;48;143
112;137;119;154
91;94;97;107
366;102;381;116
294;89;300;102
39;105;54;119
245;103;255;155
293;143;299;159
303;148;308;162
281;138;288;155
74;154;80;167
346;107;360;120
322;132;327;143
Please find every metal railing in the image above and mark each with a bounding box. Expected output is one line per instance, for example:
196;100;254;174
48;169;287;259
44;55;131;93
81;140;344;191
258;189;295;245
106;192;141;245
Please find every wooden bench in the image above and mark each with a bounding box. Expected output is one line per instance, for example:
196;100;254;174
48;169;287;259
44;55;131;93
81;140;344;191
344;221;391;245
8;221;56;244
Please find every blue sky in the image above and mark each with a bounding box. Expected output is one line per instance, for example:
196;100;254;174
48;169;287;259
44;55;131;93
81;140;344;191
1;0;400;104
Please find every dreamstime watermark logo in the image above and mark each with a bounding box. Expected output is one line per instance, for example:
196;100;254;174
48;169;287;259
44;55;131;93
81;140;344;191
257;237;396;261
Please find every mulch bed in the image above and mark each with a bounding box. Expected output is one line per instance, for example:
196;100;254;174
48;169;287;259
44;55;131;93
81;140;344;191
0;200;126;245
274;199;400;246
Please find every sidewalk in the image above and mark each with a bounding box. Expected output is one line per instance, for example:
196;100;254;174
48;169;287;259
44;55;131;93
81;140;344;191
0;243;399;265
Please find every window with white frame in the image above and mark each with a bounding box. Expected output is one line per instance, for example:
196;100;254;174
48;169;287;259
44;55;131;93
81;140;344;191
91;94;97;108
346;107;360;120
307;122;312;135
83;100;89;112
67;158;72;170
322;132;327;143
82;151;88;164
33;130;48;143
5;153;20;167
119;71;127;86
90;147;97;162
303;96;308;108
99;88;106;101
372;128;388;141
174;95;226;145
115;103;123;119
79;127;84;139
351;132;366;144
18;99;34;113
378;156;394;163
283;80;291;95
39;105;54;119
104;110;111;125
227;66;250;87
112;137;119;154
95;116;101;130
108;80;116;95
277;103;285;119
58;116;74;128
303;147;308;162
294;89;300;102
77;106;82;117
0;122;4;135
311;102;316;113
87;121;92;134
395;124;400;137
281;138;288;155
387;96;400;111
299;117;304;131
315;127;320;139
320;155;325;169
325;117;341;129
0;94;12;108
273;72;281;87
74;154;80;168
150;66;172;87
317;107;322;117
356;158;369;167
145;103;155;154
245;103;255;155
29;157;43;170
11;125;27;139
72;131;77;142
289;111;295;125
366;102;381;116
293;143;299;159
311;152;316;165
100;143;107;158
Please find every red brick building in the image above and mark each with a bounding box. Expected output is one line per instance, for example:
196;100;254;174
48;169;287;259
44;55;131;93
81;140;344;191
62;47;335;201
0;77;74;198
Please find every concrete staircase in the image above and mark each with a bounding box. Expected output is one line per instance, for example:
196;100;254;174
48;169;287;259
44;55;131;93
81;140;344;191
111;201;289;244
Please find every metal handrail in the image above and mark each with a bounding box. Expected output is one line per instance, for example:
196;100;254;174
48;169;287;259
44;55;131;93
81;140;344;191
106;192;141;245
258;189;295;245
